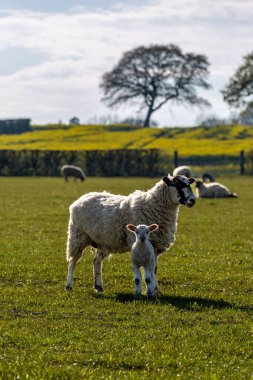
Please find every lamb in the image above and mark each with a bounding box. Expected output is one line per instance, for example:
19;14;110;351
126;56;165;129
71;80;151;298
65;174;196;294
195;180;238;198
126;224;158;298
173;165;192;178
61;165;86;182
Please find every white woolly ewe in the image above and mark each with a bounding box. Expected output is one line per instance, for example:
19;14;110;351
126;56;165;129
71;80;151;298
127;224;158;297
61;165;86;182
173;165;192;178
196;180;238;198
65;174;196;294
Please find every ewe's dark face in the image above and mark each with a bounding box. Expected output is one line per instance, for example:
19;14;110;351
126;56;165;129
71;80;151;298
163;175;196;208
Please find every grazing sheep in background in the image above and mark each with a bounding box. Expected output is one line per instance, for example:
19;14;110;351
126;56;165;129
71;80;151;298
127;224;158;298
65;174;196;294
61;165;86;182
173;165;192;178
195;180;238;198
202;172;215;183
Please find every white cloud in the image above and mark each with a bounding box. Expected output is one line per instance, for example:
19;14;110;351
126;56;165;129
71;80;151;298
0;0;252;125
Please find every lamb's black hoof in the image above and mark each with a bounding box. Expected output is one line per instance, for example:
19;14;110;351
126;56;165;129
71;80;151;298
94;285;104;293
65;285;72;291
147;293;154;299
153;288;161;296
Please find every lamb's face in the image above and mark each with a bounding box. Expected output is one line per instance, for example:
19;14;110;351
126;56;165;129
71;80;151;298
135;225;150;243
163;175;196;208
126;224;159;243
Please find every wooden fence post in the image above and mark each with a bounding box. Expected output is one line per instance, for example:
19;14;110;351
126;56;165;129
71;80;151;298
240;150;245;175
174;150;178;168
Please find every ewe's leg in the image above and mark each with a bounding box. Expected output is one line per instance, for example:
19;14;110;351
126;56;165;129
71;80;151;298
65;223;86;290
66;258;78;290
133;266;142;297
66;246;84;290
151;271;156;296
93;250;105;292
153;255;161;296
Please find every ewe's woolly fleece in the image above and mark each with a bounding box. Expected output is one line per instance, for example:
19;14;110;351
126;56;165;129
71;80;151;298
68;179;179;257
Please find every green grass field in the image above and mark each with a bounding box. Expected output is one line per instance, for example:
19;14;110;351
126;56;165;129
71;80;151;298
0;123;253;156
1;176;253;379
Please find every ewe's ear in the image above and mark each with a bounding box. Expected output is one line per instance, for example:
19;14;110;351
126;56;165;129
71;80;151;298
162;176;172;187
189;177;195;184
149;224;159;233
126;224;136;233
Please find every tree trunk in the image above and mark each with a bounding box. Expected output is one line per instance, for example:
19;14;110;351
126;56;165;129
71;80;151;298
143;106;153;127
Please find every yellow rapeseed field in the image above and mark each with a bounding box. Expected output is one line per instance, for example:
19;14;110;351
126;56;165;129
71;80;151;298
0;123;252;155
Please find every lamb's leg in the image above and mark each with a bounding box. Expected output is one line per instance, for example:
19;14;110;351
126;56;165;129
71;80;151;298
144;268;153;298
133;266;142;297
93;250;105;292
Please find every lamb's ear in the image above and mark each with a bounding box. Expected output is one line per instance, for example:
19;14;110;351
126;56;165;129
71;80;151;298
126;224;136;233
162;176;172;187
189;177;195;184
149;224;159;233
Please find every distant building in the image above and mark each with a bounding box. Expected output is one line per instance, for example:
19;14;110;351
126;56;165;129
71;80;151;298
0;119;31;134
69;117;80;125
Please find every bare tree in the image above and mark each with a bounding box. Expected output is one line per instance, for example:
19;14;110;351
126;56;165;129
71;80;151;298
239;101;253;125
100;44;211;127
222;52;253;108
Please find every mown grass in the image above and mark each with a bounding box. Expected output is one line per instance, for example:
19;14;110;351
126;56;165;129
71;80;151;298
0;124;253;155
1;176;253;379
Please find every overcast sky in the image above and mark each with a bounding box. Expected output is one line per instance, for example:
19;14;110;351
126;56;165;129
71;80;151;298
0;0;252;127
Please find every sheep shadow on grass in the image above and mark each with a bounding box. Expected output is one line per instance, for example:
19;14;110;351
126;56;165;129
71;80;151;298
107;293;253;313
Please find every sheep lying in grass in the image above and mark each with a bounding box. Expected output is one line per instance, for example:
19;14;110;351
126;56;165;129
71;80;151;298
61;165;86;182
127;224;158;298
173;165;192;178
202;172;215;183
65;174;196;294
195;180;238;198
